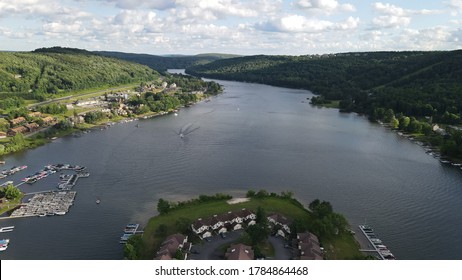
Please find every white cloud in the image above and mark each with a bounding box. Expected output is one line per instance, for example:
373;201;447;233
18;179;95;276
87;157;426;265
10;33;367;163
98;0;176;10
0;0;59;17
398;27;452;50
447;0;462;15
175;0;258;19
372;15;411;28
256;15;359;33
295;0;356;14
0;27;32;39
370;2;442;29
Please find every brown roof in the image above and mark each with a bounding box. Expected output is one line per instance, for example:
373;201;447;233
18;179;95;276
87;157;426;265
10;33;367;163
192;218;209;230
25;123;40;131
268;213;292;225
154;254;172;260
42;116;55;123
298;232;320;246
10;117;26;126
28;112;42;118
157;239;180;257
162;234;186;246
298;231;323;260
225;244;254;260
8;126;28;135
0;131;6;137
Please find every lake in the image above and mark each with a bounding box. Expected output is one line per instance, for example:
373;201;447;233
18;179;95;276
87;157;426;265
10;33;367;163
1;72;462;259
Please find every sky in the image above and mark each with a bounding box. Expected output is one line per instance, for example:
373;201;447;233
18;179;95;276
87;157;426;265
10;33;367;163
1;0;462;55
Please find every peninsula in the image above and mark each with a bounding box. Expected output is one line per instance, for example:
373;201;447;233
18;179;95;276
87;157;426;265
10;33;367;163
124;191;365;260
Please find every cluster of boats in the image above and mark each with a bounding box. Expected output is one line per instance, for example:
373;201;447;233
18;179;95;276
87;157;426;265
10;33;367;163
19;164;88;186
0;226;14;252
120;224;140;243
22;169;56;184
359;225;395;260
10;191;76;218
45;164;86;172
0;239;9;251
0;165;27;179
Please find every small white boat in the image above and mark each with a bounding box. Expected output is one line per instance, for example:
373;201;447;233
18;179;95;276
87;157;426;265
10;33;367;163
0;226;14;233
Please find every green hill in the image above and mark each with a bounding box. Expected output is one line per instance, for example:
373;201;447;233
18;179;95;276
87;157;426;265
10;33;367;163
0;47;159;101
186;51;462;118
96;51;241;72
186;50;462;160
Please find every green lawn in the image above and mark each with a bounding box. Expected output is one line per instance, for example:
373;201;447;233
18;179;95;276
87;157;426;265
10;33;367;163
0;193;24;215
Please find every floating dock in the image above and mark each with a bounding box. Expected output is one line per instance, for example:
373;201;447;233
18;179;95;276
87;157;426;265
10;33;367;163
358;225;395;260
119;224;143;243
10;191;77;218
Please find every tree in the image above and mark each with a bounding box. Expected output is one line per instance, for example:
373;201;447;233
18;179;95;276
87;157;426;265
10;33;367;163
3;184;21;200
398;116;410;130
246;224;269;245
157;198;170;215
246;190;256;198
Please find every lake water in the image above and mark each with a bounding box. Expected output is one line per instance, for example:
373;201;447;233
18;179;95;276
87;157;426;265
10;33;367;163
1;71;462;260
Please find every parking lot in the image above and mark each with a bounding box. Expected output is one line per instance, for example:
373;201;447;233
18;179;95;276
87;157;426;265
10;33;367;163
188;230;293;260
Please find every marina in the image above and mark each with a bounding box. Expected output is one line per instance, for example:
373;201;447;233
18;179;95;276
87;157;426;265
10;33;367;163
358;225;395;260
10;191;77;218
0;165;27;180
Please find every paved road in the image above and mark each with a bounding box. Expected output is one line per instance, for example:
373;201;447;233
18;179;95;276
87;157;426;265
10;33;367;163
27;84;138;108
268;235;293;260
189;230;243;260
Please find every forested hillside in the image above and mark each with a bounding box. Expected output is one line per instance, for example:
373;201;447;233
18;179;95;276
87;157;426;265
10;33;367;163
96;51;240;72
186;51;462;119
187;50;462;160
0;47;158;103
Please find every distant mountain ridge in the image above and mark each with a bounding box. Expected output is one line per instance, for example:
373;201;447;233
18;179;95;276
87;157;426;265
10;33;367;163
95;51;241;72
185;50;462;115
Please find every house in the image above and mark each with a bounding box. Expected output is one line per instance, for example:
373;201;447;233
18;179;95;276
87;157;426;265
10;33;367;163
191;209;257;238
209;215;224;230
297;232;323;260
28;112;42;118
7;126;28;136
9;117;26;127
42;116;56;125
155;233;191;260
432;124;447;135
191;218;212;238
267;213;292;237
25;123;40;132
225;244;254;260
0;132;6;139
238;208;256;221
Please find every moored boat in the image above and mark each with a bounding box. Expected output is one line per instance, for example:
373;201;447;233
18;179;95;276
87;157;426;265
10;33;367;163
0;226;14;233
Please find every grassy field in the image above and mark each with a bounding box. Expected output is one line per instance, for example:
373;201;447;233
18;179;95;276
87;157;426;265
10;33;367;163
0;193;24;216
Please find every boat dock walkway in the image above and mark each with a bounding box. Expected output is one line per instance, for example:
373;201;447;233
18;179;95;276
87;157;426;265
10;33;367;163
357;225;395;260
119;224;143;244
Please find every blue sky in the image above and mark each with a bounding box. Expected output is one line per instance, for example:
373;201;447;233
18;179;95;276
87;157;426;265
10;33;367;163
1;0;461;55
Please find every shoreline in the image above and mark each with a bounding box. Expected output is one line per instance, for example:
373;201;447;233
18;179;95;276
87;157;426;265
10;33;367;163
0;94;213;160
